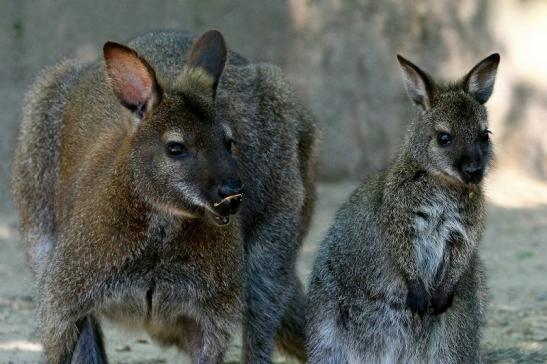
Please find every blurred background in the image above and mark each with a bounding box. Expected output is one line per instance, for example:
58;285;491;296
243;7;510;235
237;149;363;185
0;0;546;363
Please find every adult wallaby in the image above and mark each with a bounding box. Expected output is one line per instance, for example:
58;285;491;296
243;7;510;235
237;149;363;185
12;29;317;363
306;54;499;363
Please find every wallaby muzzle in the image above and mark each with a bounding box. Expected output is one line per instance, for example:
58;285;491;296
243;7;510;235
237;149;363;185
461;163;484;184
459;146;486;184
207;179;244;226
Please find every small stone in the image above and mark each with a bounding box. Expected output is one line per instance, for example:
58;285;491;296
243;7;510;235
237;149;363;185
536;291;547;301
115;344;131;352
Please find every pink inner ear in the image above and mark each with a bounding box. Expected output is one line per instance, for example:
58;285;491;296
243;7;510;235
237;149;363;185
106;49;153;109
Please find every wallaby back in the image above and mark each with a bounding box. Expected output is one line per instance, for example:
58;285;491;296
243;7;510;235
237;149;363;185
12;60;83;276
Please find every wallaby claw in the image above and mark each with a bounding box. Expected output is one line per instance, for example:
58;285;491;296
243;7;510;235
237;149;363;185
429;289;454;315
406;278;429;315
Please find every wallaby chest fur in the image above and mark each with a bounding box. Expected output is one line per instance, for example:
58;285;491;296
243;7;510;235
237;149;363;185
97;214;241;328
386;164;484;290
12;30;317;363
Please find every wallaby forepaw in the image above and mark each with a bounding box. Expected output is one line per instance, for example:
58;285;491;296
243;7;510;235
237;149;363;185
406;279;429;315
430;290;454;315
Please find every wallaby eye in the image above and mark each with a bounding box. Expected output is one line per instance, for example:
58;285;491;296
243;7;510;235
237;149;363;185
166;142;188;158
437;132;452;146
226;138;233;152
480;130;491;143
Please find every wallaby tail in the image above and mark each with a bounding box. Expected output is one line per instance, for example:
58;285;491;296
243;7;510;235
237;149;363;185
276;279;307;363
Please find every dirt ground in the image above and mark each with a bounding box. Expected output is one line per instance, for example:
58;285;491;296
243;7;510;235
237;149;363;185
0;168;546;363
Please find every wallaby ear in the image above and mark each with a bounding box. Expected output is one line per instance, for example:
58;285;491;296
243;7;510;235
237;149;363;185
397;55;436;111
186;30;227;96
462;53;500;104
103;41;161;118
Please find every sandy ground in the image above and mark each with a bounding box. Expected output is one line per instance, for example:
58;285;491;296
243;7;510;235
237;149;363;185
0;168;546;363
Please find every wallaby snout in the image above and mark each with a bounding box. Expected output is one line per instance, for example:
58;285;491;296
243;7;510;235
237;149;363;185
218;179;244;199
218;179;244;212
459;145;486;184
202;150;243;224
211;179;244;218
461;163;484;184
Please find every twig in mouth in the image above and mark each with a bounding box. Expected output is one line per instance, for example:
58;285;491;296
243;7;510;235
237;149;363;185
213;193;244;207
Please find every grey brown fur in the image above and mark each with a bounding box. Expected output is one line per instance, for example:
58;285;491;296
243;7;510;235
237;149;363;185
306;54;499;363
12;29;317;363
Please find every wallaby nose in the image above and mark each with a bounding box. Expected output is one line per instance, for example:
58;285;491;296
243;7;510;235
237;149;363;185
218;179;244;199
214;179;244;216
462;164;483;184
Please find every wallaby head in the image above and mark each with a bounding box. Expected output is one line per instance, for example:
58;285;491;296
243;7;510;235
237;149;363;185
103;30;242;226
397;53;500;185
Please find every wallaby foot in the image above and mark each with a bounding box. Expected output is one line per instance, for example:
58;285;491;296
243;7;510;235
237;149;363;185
276;280;307;362
72;316;107;364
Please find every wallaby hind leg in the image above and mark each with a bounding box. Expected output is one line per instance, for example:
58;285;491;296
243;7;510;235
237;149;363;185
306;314;349;364
428;279;482;363
427;310;480;364
72;316;107;364
38;250;99;363
243;240;298;362
39;304;86;363
149;316;231;364
190;319;231;364
276;278;307;362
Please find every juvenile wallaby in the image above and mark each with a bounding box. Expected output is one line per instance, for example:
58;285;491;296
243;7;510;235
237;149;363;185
306;53;499;363
12;29;317;363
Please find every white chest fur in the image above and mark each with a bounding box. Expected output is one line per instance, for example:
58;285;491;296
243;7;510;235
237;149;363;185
413;198;468;288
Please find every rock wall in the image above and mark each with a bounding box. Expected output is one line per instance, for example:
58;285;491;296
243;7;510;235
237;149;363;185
1;0;545;210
